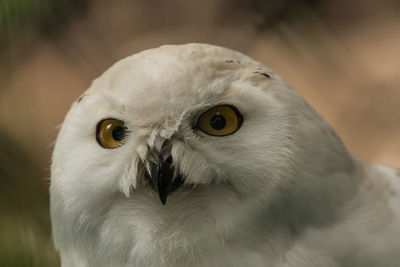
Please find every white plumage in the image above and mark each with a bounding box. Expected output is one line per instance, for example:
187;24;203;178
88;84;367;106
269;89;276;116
50;43;400;267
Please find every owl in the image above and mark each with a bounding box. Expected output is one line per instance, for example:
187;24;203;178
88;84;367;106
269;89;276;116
50;43;400;267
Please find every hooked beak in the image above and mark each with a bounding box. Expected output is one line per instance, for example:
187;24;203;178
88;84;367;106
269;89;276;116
146;142;184;205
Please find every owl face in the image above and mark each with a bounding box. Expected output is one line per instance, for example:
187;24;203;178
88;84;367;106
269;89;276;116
51;44;308;209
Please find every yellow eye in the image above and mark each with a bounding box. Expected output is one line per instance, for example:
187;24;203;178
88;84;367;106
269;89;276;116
96;119;128;148
197;105;243;136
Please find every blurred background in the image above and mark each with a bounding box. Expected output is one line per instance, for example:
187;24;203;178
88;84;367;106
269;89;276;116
0;0;399;265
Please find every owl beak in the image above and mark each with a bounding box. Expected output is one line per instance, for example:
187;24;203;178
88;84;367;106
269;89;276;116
146;142;184;205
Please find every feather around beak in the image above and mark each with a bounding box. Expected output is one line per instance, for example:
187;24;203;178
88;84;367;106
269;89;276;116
145;141;185;205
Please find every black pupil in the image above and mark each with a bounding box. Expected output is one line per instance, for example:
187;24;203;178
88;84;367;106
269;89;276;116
112;125;126;141
209;113;226;130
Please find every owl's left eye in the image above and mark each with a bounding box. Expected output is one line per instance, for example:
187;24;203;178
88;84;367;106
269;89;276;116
96;119;128;149
197;105;243;136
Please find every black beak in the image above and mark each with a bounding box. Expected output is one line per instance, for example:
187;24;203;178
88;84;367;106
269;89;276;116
146;142;184;205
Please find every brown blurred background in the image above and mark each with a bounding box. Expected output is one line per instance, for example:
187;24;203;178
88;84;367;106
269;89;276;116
0;0;399;266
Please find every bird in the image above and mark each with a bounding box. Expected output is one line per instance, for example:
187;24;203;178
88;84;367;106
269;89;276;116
50;43;400;267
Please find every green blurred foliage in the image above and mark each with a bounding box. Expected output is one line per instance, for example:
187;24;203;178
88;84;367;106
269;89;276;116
0;130;59;266
0;0;87;50
228;0;320;31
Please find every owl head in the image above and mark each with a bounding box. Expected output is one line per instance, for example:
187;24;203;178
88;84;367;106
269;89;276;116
50;44;356;263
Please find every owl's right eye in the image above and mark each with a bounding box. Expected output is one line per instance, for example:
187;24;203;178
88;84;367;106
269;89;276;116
96;119;128;149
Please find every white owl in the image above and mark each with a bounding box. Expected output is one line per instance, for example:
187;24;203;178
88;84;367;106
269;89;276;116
50;43;400;267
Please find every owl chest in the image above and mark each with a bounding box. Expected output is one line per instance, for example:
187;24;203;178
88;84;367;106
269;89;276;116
123;214;283;267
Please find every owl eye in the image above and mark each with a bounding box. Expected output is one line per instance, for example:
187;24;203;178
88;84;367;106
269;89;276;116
96;119;128;148
197;105;243;136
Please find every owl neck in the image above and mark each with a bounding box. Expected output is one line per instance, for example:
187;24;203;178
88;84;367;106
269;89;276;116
267;119;364;234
